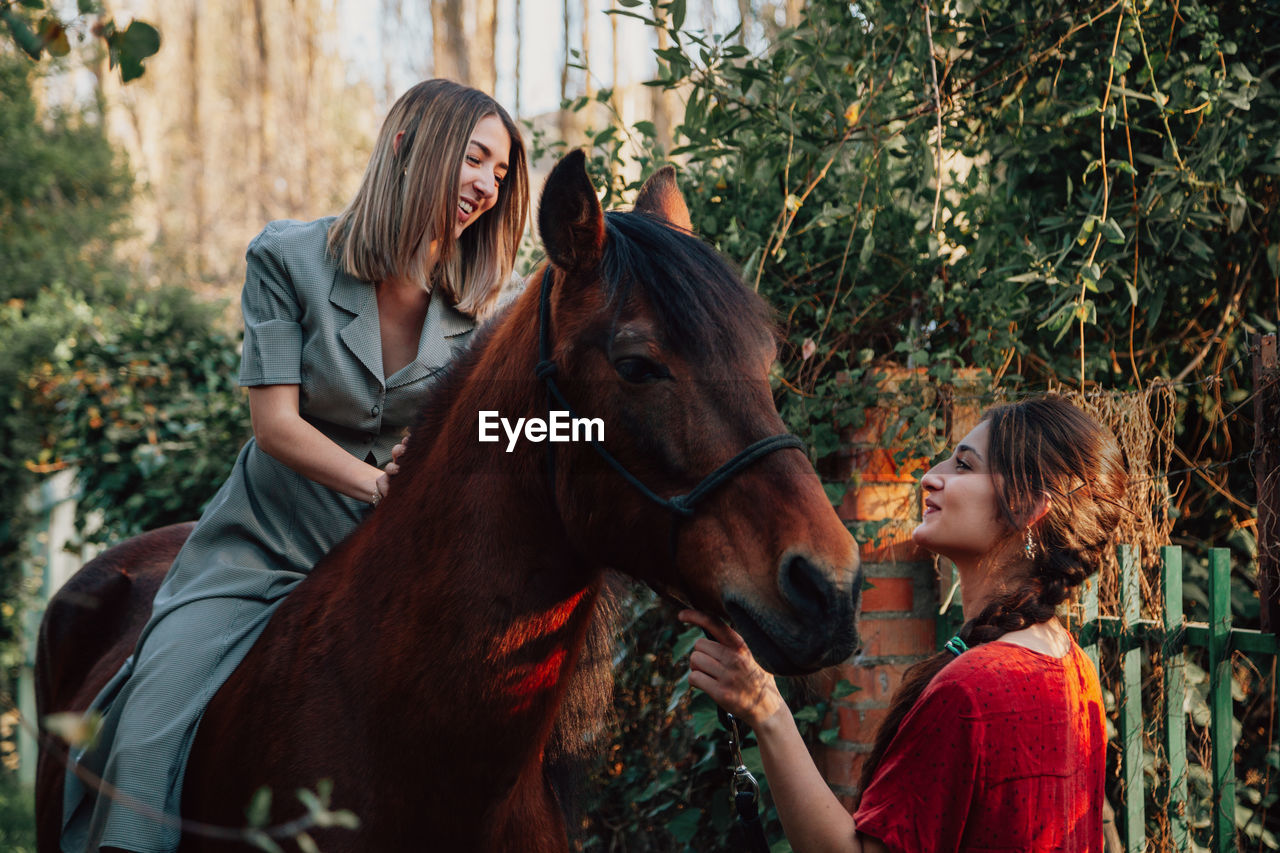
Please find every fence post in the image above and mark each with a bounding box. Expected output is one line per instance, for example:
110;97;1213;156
1208;547;1236;852
1162;545;1189;850
1080;572;1099;671
1254;333;1279;633
1117;544;1144;851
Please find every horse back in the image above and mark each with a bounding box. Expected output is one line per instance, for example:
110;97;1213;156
33;521;192;853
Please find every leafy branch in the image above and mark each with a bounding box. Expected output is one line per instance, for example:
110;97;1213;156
0;0;159;82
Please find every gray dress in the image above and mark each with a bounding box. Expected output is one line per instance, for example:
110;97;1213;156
61;217;476;852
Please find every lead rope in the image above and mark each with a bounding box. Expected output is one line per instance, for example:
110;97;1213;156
718;705;771;853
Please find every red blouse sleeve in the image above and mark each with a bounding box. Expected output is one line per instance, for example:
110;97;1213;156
852;677;983;853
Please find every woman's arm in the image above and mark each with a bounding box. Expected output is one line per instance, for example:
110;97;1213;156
249;384;387;504
679;610;886;853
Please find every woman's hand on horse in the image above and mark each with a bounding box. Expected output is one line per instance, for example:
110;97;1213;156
375;434;411;501
383;433;410;477
678;609;787;731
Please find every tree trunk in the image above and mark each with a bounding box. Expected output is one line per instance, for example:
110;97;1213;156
431;0;456;80
514;0;522;117
559;0;572;143
186;0;204;279
737;0;751;43
382;0;403;104
581;0;591;102
651;5;672;151
786;0;803;27
300;0;319;213
474;0;497;94
251;0;271;225
610;0;618;93
446;0;470;83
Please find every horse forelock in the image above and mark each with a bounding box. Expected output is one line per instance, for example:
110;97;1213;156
601;211;776;368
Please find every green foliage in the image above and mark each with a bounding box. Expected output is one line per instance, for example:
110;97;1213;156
0;51;133;676
0;55;131;304
28;285;249;542
577;0;1275;536
578;0;1278;847
577;587;840;852
0;0;159;82
0;55;244;696
0;770;35;852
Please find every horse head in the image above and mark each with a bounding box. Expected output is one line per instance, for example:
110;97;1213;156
534;151;861;675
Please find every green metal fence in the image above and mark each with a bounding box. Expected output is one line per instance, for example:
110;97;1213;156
938;544;1280;852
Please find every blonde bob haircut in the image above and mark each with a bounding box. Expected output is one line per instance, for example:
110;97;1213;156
327;79;529;319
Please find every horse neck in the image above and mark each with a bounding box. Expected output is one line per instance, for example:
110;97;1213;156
313;278;603;749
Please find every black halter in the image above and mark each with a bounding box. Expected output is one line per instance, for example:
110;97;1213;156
533;266;806;519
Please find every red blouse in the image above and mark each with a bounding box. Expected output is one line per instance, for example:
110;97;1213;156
852;640;1106;853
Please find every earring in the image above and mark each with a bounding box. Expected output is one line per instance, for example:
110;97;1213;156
1024;528;1036;559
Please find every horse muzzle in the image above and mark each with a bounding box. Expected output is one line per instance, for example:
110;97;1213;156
724;551;862;676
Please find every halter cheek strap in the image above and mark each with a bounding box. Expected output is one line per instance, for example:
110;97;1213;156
535;266;806;519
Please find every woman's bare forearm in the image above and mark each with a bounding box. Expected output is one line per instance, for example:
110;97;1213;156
248;385;385;503
753;707;861;853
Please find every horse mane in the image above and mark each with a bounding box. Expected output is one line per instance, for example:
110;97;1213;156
600;211;777;366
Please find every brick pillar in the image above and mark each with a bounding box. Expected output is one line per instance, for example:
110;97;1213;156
813;370;989;804
815;563;939;806
822;419;939;804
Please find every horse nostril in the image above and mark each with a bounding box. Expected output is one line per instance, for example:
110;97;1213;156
780;553;833;620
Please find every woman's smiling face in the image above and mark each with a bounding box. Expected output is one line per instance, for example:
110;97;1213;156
453;114;509;238
912;420;1010;564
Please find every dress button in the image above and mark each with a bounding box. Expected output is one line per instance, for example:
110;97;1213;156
371;405;381;416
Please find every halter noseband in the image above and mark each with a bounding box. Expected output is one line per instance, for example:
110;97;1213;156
534;266;806;519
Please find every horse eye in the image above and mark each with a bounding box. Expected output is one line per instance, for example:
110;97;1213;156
614;356;668;384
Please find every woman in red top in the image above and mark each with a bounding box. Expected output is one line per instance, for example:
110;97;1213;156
681;395;1125;852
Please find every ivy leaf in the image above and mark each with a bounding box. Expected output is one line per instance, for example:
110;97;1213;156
667;807;702;843
794;705;822;723
244;830;284;853
831;678;860;699
108;19;161;82
671;625;701;661
858;231;875;267
668;0;686;32
2;7;46;59
245;787;272;828
1101;218;1125;244
1075;215;1097;246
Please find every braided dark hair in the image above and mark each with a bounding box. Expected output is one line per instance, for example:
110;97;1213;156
856;395;1127;798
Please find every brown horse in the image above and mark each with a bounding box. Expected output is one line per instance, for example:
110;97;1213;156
35;151;862;852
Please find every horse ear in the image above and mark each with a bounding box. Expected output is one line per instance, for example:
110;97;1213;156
538;149;605;274
634;166;693;232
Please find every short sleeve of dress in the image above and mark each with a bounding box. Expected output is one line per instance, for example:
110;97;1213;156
238;226;304;386
852;678;983;853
